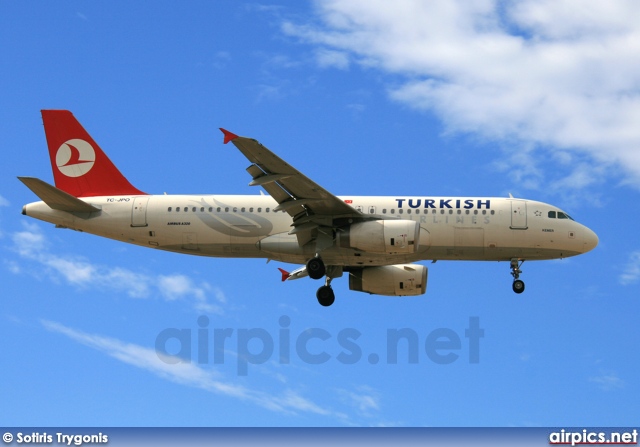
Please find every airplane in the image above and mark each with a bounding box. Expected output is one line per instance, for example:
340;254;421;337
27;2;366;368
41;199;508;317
20;110;599;306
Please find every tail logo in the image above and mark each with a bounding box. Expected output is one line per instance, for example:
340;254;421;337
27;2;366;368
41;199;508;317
55;139;96;177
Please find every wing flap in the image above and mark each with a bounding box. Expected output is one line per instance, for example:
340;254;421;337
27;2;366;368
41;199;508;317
18;177;101;214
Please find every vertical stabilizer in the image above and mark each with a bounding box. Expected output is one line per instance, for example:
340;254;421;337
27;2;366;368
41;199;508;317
41;110;146;197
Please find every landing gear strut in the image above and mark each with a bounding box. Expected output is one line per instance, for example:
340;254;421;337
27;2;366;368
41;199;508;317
510;258;525;294
306;256;326;280
314;263;341;307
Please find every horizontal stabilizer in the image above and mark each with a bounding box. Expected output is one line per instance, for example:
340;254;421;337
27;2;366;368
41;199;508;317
18;177;101;213
278;268;290;282
278;265;308;281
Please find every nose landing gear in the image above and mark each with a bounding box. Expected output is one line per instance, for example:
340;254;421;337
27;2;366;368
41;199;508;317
510;258;525;294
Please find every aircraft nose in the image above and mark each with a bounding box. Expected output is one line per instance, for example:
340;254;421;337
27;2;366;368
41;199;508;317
583;227;599;253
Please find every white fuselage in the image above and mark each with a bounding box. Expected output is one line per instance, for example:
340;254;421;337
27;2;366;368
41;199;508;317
23;194;599;266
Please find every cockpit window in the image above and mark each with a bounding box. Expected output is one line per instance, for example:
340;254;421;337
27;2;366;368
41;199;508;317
549;210;575;220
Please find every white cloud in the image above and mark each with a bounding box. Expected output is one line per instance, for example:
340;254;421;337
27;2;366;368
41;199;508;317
4;260;21;274
9;223;222;312
619;250;640;285
315;48;350;69
589;372;625;391
159;274;222;314
284;0;640;188
12;221;47;256
158;274;206;300
0;194;9;207
338;385;381;417
42;320;336;417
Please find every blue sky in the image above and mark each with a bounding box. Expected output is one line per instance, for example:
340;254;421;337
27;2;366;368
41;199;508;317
1;0;639;427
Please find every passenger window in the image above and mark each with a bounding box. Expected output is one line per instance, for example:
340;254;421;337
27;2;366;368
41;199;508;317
217;207;221;212
482;210;486;215
465;210;469;215
399;209;404;214
474;210;478;215
390;209;395;214
440;209;445;214
192;207;196;212
241;207;245;212
233;207;238;212
168;207;172;212
382;209;387;214
200;207;205;212
176;207;180;212
258;207;262;212
249;207;254;212
449;209;453;214
266;208;270;213
457;210;461;214
225;207;229;212
415;209;420;214
208;207;213;212
548;211;556;218
491;210;495;215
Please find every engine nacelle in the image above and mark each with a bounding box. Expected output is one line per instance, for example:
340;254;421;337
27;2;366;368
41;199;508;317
349;264;428;296
338;220;420;254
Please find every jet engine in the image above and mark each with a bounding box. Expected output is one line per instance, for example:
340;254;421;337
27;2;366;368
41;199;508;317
338;220;420;254
349;264;428;296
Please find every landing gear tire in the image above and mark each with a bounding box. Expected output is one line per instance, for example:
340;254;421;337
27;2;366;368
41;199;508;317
512;279;525;294
316;285;335;307
307;257;326;280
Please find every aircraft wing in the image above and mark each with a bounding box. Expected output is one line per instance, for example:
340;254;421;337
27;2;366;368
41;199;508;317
220;129;362;224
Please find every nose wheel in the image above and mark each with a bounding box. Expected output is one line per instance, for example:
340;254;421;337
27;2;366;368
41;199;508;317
510;259;525;294
512;279;525;293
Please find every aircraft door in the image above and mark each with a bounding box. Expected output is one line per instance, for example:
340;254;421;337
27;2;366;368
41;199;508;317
131;197;150;227
510;200;528;229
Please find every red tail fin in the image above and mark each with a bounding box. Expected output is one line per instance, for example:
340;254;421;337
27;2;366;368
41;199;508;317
41;110;146;197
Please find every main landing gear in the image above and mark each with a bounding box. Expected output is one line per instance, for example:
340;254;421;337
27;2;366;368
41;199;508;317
307;256;335;306
510;258;525;294
316;279;335;307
